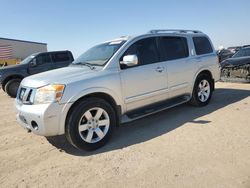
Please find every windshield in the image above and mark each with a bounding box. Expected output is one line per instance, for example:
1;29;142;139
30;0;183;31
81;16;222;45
233;48;250;58
72;40;126;66
20;54;35;64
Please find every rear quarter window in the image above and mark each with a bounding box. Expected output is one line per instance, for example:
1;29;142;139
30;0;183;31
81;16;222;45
193;37;213;55
52;52;70;63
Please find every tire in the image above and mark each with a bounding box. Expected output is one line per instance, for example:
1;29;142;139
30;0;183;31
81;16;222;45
189;74;213;107
5;79;21;98
65;97;116;151
1;84;5;92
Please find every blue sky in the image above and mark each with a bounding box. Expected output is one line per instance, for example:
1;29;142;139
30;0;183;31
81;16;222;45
1;0;250;57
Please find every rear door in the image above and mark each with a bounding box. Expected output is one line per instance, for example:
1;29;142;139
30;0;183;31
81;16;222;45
51;52;72;69
28;53;53;75
158;36;194;98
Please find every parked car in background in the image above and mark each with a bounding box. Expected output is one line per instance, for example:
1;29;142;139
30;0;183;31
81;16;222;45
217;49;234;62
0;51;74;97
227;46;242;54
221;46;250;83
15;29;220;151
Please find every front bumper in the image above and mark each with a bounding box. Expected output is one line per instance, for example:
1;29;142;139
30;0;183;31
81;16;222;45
15;100;72;136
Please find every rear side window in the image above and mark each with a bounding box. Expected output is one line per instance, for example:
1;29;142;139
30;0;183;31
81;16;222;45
52;52;70;63
160;37;189;61
193;37;213;55
122;37;159;66
233;48;250;58
36;54;51;65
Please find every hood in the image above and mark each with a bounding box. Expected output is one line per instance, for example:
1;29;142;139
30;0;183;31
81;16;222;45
21;65;103;88
0;64;27;73
221;56;250;67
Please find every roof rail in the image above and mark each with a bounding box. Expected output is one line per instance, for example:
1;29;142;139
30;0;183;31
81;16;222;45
148;29;203;34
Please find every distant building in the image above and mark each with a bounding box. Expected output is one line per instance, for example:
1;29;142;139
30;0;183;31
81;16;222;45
0;37;47;65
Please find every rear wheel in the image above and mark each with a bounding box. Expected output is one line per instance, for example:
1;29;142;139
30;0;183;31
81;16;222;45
65;97;116;151
5;79;21;98
189;74;213;107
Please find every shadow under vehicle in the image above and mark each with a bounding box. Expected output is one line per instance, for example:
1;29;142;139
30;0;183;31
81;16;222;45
46;87;250;156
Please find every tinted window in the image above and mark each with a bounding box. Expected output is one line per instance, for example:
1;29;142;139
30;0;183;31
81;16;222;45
52;52;70;62
233;48;250;58
160;37;189;61
122;37;159;66
193;37;213;55
36;54;51;65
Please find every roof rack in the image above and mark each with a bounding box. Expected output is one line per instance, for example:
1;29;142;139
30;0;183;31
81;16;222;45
148;29;203;34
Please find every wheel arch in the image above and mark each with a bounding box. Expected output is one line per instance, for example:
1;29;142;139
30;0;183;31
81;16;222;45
193;69;214;91
2;75;24;89
65;92;122;130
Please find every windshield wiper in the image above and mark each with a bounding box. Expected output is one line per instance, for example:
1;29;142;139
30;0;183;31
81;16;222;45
74;62;96;70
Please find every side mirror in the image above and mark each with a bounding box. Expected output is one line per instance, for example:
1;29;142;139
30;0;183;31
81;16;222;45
30;59;37;67
120;55;138;67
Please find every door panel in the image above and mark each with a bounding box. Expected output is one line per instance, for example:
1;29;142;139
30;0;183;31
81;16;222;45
121;62;168;111
166;58;194;98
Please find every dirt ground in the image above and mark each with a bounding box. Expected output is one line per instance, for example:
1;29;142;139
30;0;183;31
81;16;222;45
0;82;250;188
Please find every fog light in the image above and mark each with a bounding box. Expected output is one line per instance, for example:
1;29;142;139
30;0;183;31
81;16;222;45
31;121;39;130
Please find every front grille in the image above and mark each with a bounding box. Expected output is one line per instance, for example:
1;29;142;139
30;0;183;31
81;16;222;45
18;87;35;104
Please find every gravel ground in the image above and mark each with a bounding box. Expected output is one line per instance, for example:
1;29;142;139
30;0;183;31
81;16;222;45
0;82;250;188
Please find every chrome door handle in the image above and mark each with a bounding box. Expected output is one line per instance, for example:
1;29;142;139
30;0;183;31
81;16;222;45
155;67;164;72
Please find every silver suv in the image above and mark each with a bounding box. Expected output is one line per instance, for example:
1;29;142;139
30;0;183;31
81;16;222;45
15;30;220;151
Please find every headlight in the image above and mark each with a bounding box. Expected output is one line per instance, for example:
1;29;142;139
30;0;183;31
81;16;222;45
34;84;65;104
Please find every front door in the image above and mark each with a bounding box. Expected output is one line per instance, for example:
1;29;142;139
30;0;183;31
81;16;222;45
120;37;168;111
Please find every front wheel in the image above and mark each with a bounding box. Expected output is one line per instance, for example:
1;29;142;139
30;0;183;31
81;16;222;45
5;79;21;98
189;74;213;107
65;97;116;151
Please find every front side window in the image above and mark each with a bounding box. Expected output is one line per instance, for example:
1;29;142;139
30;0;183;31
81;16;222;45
36;54;52;65
160;37;189;61
122;37;159;66
73;40;125;66
193;37;213;55
233;48;250;58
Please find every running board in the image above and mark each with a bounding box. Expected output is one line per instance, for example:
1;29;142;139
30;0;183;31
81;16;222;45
121;95;191;123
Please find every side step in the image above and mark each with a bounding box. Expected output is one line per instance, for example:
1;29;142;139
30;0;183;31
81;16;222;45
121;95;190;123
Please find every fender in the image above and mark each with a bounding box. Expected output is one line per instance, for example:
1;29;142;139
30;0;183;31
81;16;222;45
58;87;124;135
1;74;25;87
61;87;124;112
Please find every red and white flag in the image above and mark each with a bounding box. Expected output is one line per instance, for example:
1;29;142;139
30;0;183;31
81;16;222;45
0;45;12;59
